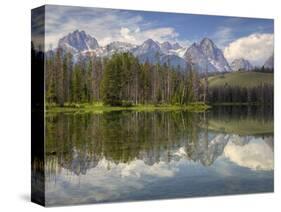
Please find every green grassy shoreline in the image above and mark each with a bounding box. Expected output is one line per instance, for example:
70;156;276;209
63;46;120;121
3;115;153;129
46;102;210;113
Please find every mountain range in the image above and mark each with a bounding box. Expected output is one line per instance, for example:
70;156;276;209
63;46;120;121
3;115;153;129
56;30;273;73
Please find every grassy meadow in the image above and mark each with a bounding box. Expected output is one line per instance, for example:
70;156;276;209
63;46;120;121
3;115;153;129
208;71;273;88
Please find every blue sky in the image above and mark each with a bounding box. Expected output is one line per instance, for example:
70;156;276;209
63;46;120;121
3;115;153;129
45;5;274;65
126;10;273;46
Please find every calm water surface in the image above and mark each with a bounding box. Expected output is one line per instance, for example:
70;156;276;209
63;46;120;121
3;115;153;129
45;106;273;206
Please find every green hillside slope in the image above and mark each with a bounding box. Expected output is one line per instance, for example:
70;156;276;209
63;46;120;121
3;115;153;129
208;71;273;88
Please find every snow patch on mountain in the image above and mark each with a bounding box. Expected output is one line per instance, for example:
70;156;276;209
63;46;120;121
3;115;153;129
184;43;216;73
184;38;231;73
132;39;189;69
230;58;253;71
93;41;136;57
58;30;99;53
57;31;260;74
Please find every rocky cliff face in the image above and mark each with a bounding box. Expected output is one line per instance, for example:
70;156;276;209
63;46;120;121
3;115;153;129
58;30;99;53
184;38;231;73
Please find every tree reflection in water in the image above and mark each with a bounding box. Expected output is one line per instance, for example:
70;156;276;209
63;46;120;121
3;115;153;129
42;106;273;205
45;106;273;177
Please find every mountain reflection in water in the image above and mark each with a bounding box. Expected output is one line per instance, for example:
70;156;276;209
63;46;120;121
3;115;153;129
44;106;273;206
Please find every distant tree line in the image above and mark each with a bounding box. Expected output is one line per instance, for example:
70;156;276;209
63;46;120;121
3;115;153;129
251;66;273;73
202;67;273;105
208;84;273;105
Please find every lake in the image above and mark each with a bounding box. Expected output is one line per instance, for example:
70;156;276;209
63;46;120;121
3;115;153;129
44;106;274;206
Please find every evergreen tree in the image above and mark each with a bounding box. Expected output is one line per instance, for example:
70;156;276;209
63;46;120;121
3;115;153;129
101;53;123;106
54;48;64;106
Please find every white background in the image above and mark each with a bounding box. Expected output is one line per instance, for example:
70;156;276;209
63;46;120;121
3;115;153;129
0;0;280;211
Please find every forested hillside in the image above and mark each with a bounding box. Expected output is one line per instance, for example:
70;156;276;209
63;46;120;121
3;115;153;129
207;71;273;104
44;47;208;106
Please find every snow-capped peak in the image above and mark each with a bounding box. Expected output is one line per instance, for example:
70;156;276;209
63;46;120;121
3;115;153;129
200;37;216;48
199;37;218;59
106;41;135;51
184;38;231;73
160;41;173;51
58;30;99;52
172;42;182;50
230;58;253;71
142;39;160;49
133;39;161;55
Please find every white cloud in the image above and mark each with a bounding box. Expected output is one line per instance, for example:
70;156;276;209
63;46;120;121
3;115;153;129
117;27;179;45
141;27;179;42
44;5;185;50
45;155;184;205
224;33;274;66
224;137;273;171
120;27;136;43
